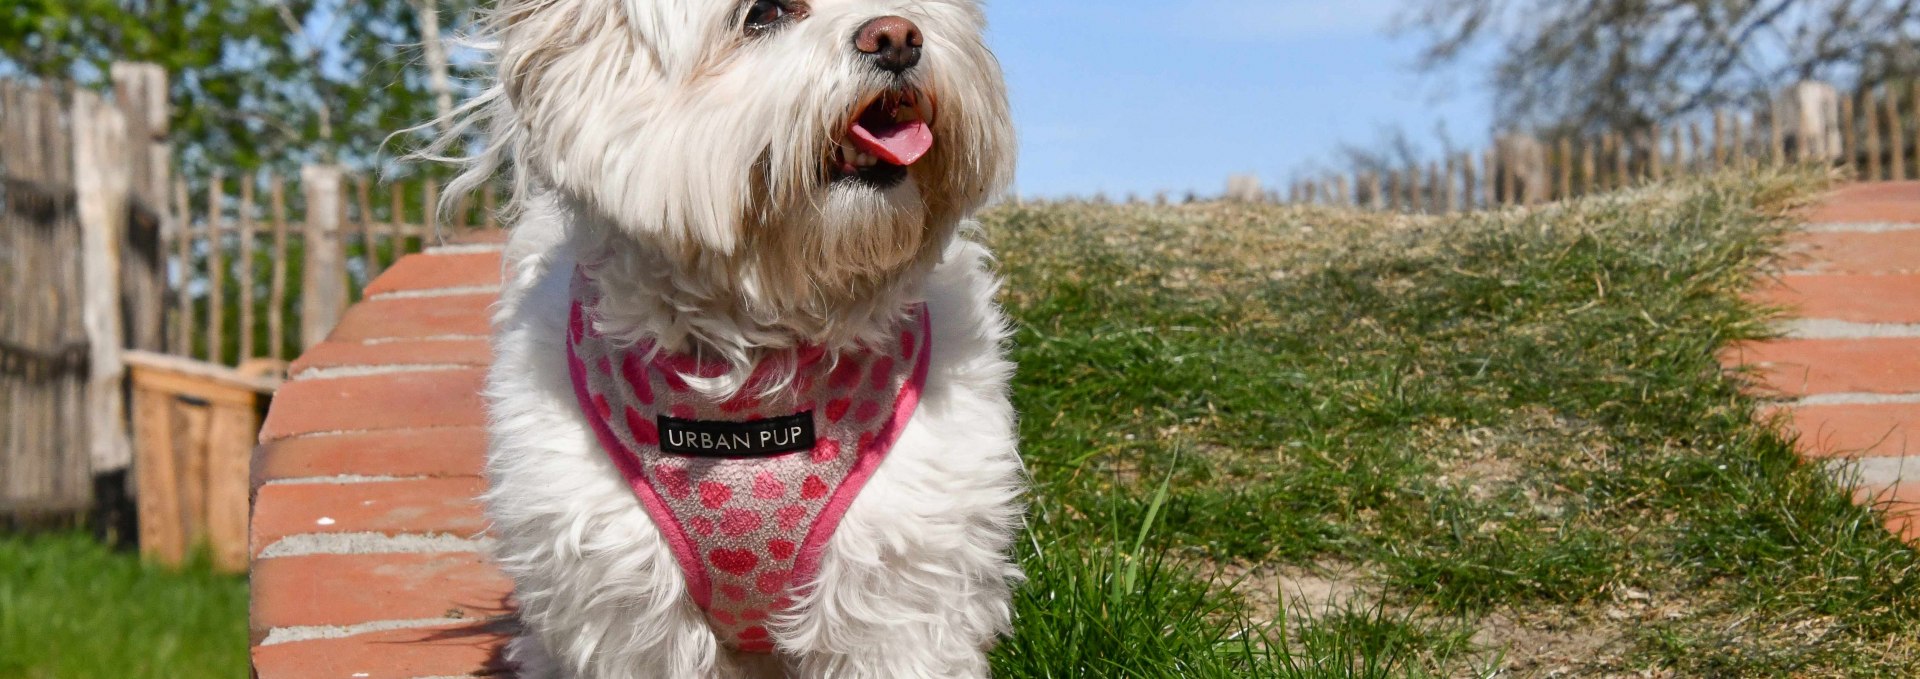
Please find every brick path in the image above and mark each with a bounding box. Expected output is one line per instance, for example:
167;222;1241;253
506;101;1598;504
1725;181;1920;543
248;235;512;679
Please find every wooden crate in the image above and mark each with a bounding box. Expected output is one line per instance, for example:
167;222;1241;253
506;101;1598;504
125;350;279;572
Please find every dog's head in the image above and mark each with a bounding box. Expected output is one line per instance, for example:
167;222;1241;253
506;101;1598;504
469;0;1013;295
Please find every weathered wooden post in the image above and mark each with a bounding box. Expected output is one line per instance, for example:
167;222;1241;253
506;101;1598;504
1840;94;1858;178
73;90;134;478
1481;148;1497;207
1581;138;1597;195
1777;81;1843;163
204;174;225;364
268;174;291;359
1495;134;1548;206
1460;155;1478;210
1224;174;1262;203
1557;137;1574;198
300;165;348;351
1889;87;1908;181
1713;110;1730;169
109;63;170;355
1647;126;1664;182
1678;125;1694;174
171;178;193;356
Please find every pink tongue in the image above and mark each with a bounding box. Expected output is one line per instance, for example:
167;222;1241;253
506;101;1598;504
850;119;934;166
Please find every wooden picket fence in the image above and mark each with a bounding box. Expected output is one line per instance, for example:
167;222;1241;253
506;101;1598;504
0;62;502;562
166;169;497;367
1278;80;1918;212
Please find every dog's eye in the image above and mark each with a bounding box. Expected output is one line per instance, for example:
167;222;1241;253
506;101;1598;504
743;0;787;31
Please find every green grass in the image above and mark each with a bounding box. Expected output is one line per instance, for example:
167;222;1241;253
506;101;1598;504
984;170;1920;676
8;169;1918;677
0;534;247;679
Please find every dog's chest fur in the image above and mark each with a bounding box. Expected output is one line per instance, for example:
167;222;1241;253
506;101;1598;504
481;221;1025;678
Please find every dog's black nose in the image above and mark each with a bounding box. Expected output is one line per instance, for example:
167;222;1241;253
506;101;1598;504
855;16;922;73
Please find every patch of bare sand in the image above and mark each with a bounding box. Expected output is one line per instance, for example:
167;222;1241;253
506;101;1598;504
1215;560;1372;625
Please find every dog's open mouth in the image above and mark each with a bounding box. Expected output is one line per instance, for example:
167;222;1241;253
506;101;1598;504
831;87;935;187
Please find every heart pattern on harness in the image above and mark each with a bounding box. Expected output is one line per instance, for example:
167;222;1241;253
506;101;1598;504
565;270;932;653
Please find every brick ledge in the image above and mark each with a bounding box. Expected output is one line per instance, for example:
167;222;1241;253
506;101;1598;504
250;236;512;678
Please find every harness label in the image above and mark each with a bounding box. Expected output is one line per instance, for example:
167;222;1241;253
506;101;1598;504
657;411;816;458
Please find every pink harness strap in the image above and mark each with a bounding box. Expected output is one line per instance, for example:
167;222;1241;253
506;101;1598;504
564;271;931;653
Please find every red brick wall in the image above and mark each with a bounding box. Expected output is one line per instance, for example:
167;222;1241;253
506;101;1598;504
1723;181;1920;542
249;235;514;678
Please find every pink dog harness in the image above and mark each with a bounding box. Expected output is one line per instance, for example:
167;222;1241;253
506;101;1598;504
564;271;931;653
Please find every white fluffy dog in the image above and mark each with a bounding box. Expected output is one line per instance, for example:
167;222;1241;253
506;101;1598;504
437;0;1025;676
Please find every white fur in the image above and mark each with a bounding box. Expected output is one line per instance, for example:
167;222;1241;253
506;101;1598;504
451;0;1025;676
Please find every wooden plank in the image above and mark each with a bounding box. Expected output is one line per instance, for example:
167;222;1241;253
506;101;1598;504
204;173;225;365
1402;167;1419;212
1679;124;1693;175
124;351;278;403
483;184;498;228
1913;81;1920;179
1771;100;1787;166
125;349;275;570
132;379;183;564
1416;164;1431;211
1445;156;1461;212
175;397;210;562
268;174;289;360
1840;94;1858;178
1501;141;1517;206
1459;157;1475;211
237;179;257;361
357;175;381;284
1;82;18;500
1892;86;1909;181
206;404;255;572
110;63;170;354
173;178;193;356
1866;90;1884;181
1720;110;1735;168
1481;148;1496;208
1612;133;1629;187
1581;138;1596;195
391;180;409;255
1600;133;1617;190
1648;126;1664;182
1557;137;1573;199
424;177;440;242
299;165;348;351
1732;112;1750;166
74;89;133;475
1674;125;1689;176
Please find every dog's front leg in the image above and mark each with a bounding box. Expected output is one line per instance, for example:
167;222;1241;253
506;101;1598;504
778;453;1023;679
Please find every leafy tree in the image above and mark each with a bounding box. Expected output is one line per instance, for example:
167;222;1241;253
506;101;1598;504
1399;0;1920;134
1;0;478;176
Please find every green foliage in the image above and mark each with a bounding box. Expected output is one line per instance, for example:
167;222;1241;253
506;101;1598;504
1;0;477;176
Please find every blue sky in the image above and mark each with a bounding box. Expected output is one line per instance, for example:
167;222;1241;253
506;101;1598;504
984;0;1495;199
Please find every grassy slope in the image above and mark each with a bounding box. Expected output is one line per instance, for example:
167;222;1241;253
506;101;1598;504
986;171;1920;677
5;171;1917;677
